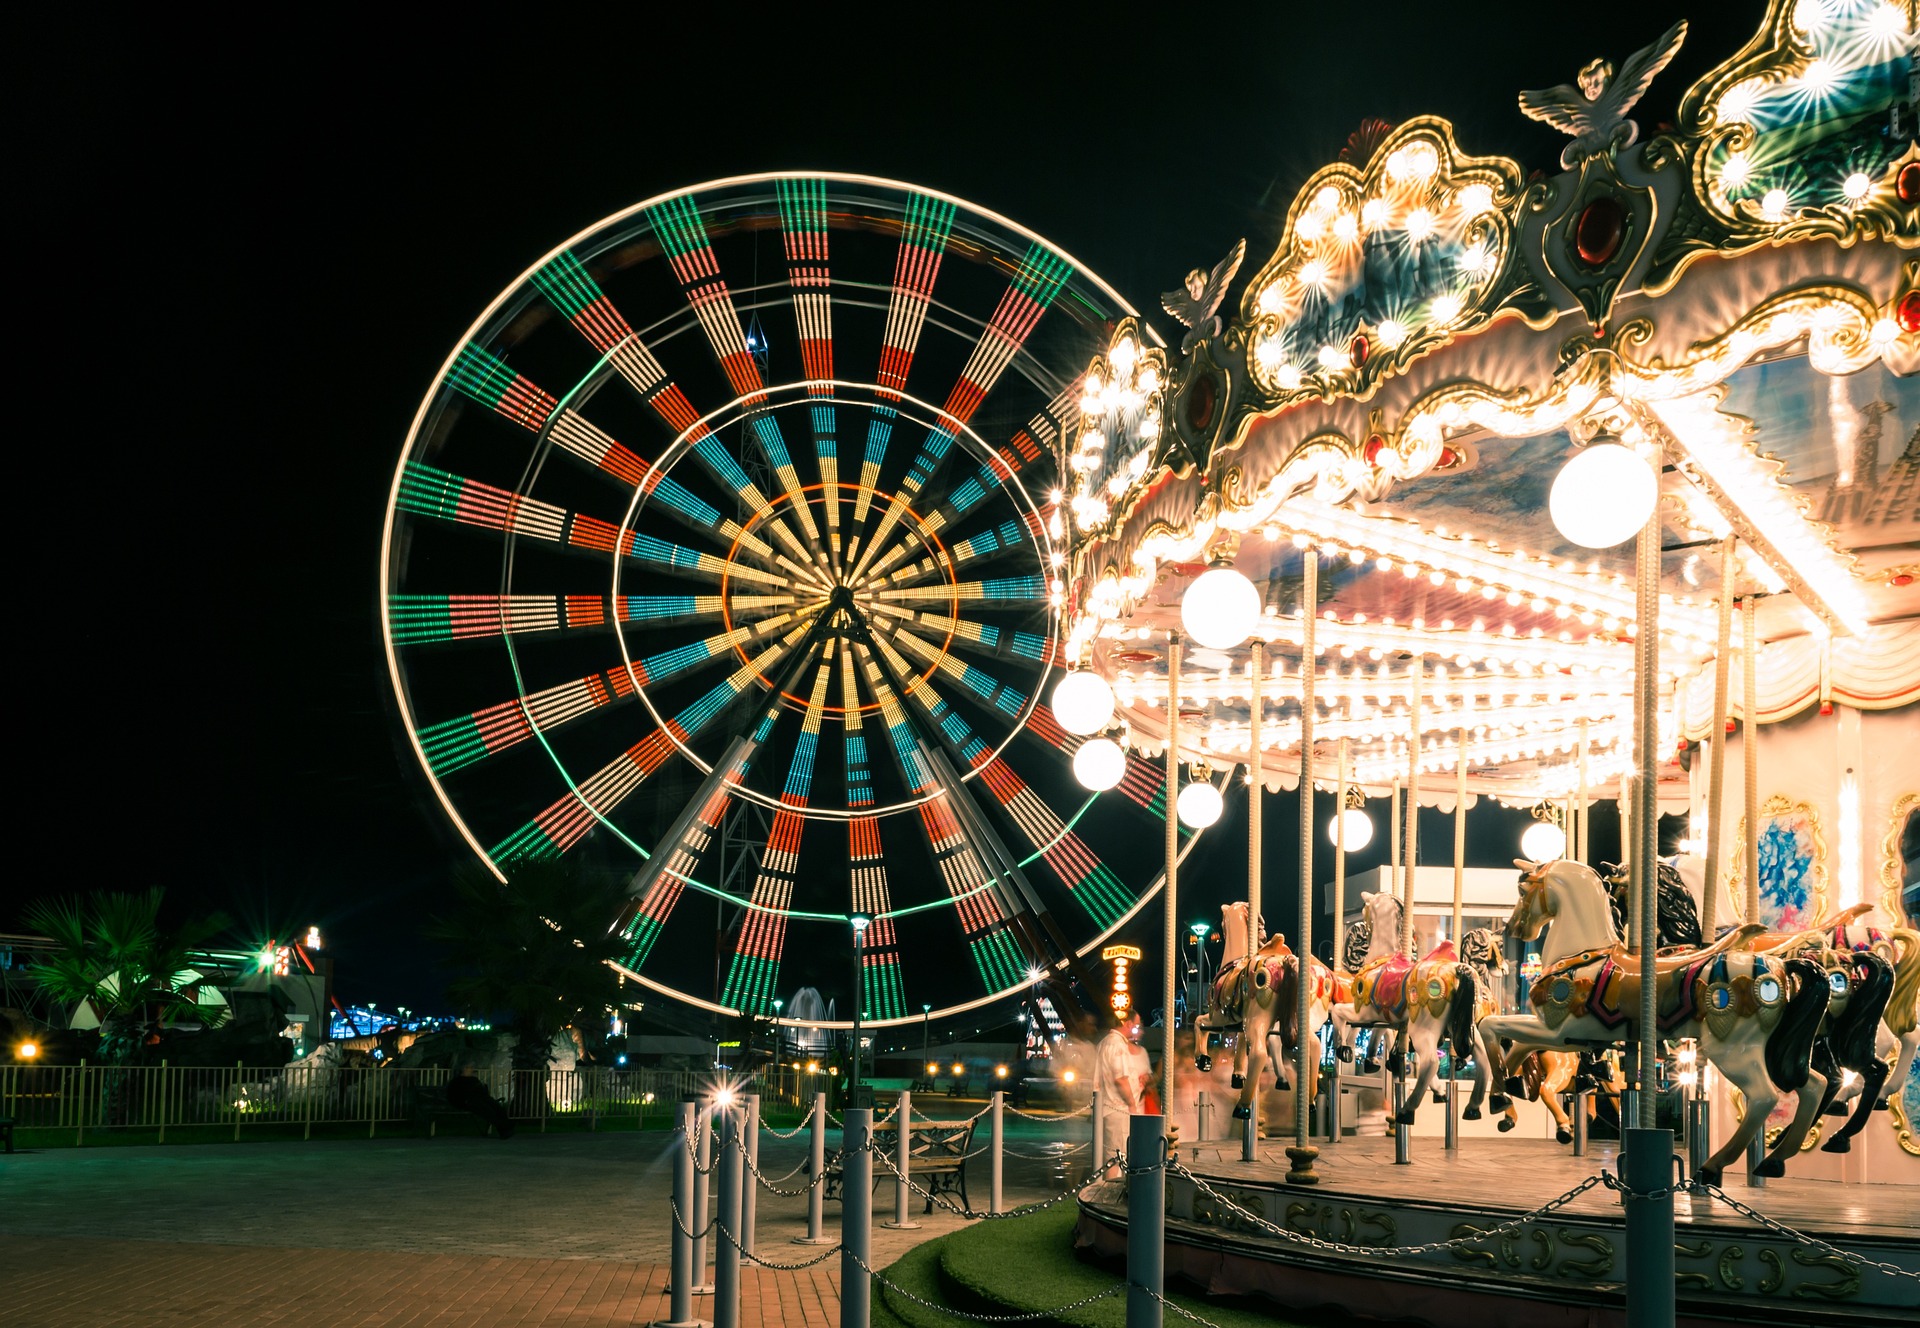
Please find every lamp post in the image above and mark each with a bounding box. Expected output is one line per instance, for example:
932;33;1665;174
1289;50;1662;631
921;1003;932;1088
850;914;872;1108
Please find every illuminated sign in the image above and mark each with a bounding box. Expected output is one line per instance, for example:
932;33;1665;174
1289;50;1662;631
1104;945;1141;1013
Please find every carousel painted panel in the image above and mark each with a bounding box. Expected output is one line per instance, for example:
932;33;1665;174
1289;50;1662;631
1726;794;1828;931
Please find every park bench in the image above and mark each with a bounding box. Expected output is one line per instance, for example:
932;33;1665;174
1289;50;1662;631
946;1076;972;1098
409;1083;496;1137
823;1117;975;1214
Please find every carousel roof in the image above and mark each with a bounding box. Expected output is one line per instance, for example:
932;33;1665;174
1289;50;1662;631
1060;0;1917;815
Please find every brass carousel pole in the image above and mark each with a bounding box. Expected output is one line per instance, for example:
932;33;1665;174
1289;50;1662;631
1624;495;1674;1328
1742;596;1760;924
1289;552;1319;1184
1328;735;1349;1148
1700;538;1734;941
1577;719;1591;865
1395;656;1421;1165
1244;638;1264;1164
1163;633;1182;1121
1448;726;1466;1154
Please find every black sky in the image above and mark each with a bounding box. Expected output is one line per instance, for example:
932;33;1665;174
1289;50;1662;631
14;2;1746;1014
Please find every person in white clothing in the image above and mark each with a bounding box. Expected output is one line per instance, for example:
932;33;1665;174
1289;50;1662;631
1096;1012;1145;1178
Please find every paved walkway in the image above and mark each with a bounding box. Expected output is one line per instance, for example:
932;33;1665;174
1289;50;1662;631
0;1111;1091;1325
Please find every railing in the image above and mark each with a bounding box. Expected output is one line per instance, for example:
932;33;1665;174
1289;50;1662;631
0;1062;813;1143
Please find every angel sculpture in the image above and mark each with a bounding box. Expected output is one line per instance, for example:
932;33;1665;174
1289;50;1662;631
1518;20;1686;170
1161;238;1245;354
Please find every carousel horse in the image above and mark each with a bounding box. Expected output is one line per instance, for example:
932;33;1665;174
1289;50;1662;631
1478;858;1828;1183
1731;902;1898;1154
1328;890;1479;1126
1602;860;1704;950
1193;902;1342;1120
1455;925;1583;1142
1820;909;1920;1117
1616;863;1904;1153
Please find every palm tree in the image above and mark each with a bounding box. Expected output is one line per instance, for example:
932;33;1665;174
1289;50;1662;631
25;888;231;1123
429;859;628;1075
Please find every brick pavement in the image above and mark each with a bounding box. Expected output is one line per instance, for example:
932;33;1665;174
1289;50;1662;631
0;1112;1090;1325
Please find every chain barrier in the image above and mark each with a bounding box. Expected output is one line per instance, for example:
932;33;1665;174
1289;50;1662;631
1604;1174;1920;1284
1002;1102;1090;1122
668;1196;716;1242
868;1145;1100;1221
740;1142;830;1197
849;1248;1125;1323
758;1101;818;1139
1152;1288;1226;1328
1169;1161;1608;1257
710;1217;844;1271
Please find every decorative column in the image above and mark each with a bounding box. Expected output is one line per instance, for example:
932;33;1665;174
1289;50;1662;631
1701;538;1733;939
1244;639;1264;1164
1162;633;1181;1117
1742;596;1760;924
1288;552;1319;1185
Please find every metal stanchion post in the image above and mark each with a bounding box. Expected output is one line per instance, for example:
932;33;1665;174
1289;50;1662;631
1091;1091;1104;1179
654;1099;704;1328
714;1104;742;1328
840;1107;873;1328
1573;1090;1589;1156
1195;1091;1211;1143
1687;1095;1708;1178
795;1090;832;1245
883;1088;919;1229
1325;1060;1339;1147
691;1098;714;1295
1126;1114;1165;1328
1624;1127;1676;1328
742;1093;759;1258
1394;1054;1412;1166
1747;1131;1767;1188
990;1090;1004;1214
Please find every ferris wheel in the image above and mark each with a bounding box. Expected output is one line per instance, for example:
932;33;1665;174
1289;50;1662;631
381;174;1200;1025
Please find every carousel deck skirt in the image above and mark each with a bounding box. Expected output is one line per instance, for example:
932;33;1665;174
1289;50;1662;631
1074;1136;1918;1327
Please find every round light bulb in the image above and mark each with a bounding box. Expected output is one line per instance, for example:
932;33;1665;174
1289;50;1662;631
1549;443;1658;549
1181;565;1261;650
1176;781;1224;829
1072;738;1126;791
1051;671;1115;735
1327;808;1375;851
1520;820;1567;862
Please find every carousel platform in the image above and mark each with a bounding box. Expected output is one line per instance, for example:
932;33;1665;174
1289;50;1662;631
1074;1136;1918;1327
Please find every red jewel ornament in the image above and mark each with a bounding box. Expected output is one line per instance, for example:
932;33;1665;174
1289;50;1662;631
1363;433;1387;466
1819;701;1834;716
1900;162;1920;205
1898;290;1920;336
1438;446;1460;468
1892;573;1914;587
1350;333;1370;365
1575;197;1625;267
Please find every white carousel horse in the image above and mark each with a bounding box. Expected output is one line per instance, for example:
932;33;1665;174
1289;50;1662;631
1193;902;1342;1121
1328;890;1479;1126
1478;859;1830;1183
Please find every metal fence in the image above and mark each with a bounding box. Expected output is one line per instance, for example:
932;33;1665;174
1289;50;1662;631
0;1061;813;1143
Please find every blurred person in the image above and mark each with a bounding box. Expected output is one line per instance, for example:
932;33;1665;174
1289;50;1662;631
447;1062;515;1138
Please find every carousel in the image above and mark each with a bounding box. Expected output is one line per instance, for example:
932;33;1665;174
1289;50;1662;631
1064;2;1917;1324
378;0;1916;1323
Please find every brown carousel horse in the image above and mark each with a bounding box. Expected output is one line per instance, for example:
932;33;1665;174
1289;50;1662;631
1454;925;1584;1143
1479;859;1828;1183
1193;902;1344;1122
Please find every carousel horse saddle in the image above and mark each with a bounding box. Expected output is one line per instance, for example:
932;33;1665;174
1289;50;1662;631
1208;940;1292;1021
1354;953;1415;1016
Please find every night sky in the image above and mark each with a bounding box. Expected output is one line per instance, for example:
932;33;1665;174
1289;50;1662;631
15;2;1744;1019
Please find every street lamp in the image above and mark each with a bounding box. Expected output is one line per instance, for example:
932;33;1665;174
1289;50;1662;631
921;1003;932;1085
849;914;872;1107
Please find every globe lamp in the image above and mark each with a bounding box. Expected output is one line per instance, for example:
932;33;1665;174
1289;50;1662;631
1548;442;1658;549
1051;671;1116;735
1177;780;1224;829
1327;808;1374;851
1520;820;1568;862
1180;564;1261;650
1073;737;1127;791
